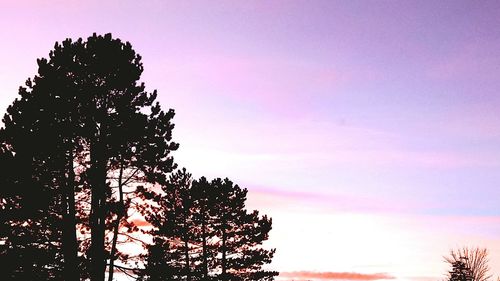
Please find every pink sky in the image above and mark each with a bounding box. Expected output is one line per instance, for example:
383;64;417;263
2;1;500;280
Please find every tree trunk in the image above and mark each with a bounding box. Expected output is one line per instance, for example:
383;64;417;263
62;148;79;281
221;229;227;281
202;215;208;280
184;236;190;281
107;160;124;281
90;138;107;281
183;211;191;281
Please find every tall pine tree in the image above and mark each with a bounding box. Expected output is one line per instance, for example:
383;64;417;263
141;175;277;281
211;178;277;281
143;168;195;280
0;33;178;281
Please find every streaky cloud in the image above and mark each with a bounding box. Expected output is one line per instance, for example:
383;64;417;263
280;271;395;280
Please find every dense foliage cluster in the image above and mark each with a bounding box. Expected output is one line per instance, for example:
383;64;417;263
449;259;473;281
139;169;277;281
0;34;276;281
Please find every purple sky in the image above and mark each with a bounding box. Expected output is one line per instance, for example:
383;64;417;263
1;1;500;280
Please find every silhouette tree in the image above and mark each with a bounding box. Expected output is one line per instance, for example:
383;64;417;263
0;32;278;281
448;258;473;281
141;174;277;281
0;141;65;281
190;176;219;280
142;168;195;280
445;247;492;281
210;178;277;281
0;33;178;281
0;69;83;280
137;237;178;281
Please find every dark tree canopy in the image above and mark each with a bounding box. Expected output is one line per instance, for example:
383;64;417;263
0;33;277;281
141;169;278;281
0;33;178;281
448;259;474;281
445;247;492;281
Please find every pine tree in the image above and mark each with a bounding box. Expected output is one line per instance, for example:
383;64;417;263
211;178;277;281
141;175;277;281
190;176;219;280
0;33;178;281
449;258;473;281
0;142;65;281
445;247;492;281
138;237;177;281
142;168;194;280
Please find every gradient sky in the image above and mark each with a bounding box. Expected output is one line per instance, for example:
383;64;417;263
2;1;500;280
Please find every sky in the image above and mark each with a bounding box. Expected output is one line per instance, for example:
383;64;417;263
1;1;500;280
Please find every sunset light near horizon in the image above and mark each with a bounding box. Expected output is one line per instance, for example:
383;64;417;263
2;1;500;280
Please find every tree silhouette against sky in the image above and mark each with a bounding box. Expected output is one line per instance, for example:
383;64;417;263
141;169;277;281
445;247;494;281
1;33;179;281
0;33;276;281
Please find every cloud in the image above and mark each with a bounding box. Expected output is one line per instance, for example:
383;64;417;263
280;271;395;280
245;184;421;214
131;218;150;227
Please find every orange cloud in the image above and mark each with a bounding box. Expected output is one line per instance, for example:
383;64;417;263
280;271;395;280
131;218;151;227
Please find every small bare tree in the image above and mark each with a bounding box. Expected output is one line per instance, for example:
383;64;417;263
445;247;492;281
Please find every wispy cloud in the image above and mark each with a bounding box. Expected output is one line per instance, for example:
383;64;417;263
246;185;419;214
279;271;395;280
